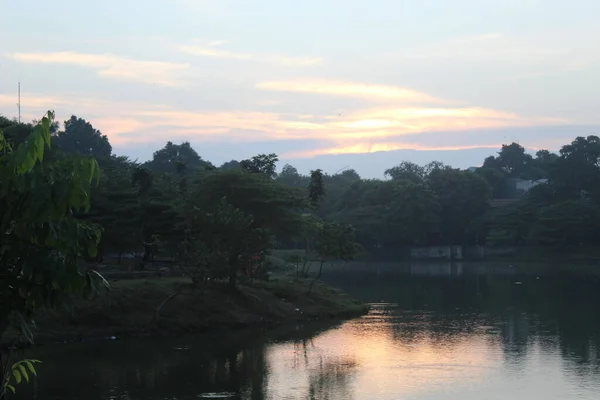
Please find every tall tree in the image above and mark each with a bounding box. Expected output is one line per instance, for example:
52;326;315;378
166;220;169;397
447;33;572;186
384;161;426;183
54;115;112;160
549;136;600;202
240;153;279;179
427;168;492;244
145;141;214;175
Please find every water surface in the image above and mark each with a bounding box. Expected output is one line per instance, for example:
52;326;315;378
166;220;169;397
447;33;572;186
12;262;600;399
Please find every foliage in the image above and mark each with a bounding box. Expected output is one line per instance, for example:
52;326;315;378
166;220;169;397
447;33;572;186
309;221;362;290
53;115;112;160
240;153;279;179
527;199;600;247
308;169;325;208
180;197;270;287
2;359;41;396
194;168;305;235
0;111;109;398
314;222;362;264
144;141;214;176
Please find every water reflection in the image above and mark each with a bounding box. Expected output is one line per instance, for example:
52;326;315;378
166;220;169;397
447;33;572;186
12;264;600;399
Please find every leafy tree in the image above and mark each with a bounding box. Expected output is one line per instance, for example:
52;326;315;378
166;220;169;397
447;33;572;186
528;199;600;247
387;181;441;245
384;161;426;183
309;222;361;290
219;159;241;170
180;198;269;288
131;168;181;265
484;143;533;178
240;153;279;179
277;163;305;188
86;156;140;262
308;169;325;208
54;115;112;160
0;111;108;398
427;168;491;244
548;136;600;202
193;168;304;235
145;141;214;176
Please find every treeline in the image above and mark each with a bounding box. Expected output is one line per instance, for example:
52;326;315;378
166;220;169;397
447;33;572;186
3;113;599;265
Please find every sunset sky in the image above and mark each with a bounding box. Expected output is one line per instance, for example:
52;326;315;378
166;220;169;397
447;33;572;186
1;0;598;177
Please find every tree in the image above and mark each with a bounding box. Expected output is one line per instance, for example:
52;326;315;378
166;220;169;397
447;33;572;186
240;153;279;179
548;136;600;202
219;159;241;170
476;167;507;198
54;115;112;160
144;141;214;176
131;168;181;265
193;168;304;235
180;198;269;288
485;142;533;178
387;181;441;245
84;156;140;262
277;163;305;188
308;169;325;208
427;168;492;244
528;199;600;247
309;222;361;290
384;161;426;183
0;111;108;398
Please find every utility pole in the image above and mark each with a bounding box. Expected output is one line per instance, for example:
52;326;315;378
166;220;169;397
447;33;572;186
17;81;21;123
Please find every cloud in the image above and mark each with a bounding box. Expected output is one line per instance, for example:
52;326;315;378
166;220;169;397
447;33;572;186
283;142;504;159
256;79;448;103
178;44;251;60
0;93;70;109
397;31;598;80
323;106;566;139
7;52;190;86
179;41;323;67
2;87;571;158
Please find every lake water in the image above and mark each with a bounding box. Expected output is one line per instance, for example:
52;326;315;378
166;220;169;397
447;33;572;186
12;262;600;399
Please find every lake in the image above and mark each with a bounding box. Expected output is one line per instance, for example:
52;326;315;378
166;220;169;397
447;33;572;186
11;262;600;399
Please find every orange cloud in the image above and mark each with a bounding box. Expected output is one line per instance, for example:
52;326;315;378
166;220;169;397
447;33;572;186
282;142;504;159
8;52;190;86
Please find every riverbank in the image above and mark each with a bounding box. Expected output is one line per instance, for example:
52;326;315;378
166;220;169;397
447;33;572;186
22;276;368;345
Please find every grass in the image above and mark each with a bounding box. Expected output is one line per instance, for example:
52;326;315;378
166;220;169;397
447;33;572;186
22;275;368;345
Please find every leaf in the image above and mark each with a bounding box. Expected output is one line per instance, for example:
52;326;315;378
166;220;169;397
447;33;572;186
24;360;38;376
89;270;111;291
6;384;15;394
18;365;29;382
12;369;21;384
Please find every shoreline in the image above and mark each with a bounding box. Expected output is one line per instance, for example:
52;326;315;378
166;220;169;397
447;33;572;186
11;276;369;347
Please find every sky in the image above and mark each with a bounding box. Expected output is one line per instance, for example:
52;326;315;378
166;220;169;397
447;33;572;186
1;0;599;178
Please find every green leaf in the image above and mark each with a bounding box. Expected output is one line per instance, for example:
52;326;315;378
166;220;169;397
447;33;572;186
12;369;21;384
18;365;29;383
6;384;15;394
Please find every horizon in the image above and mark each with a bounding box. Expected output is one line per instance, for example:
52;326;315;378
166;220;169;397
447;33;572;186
2;0;599;178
